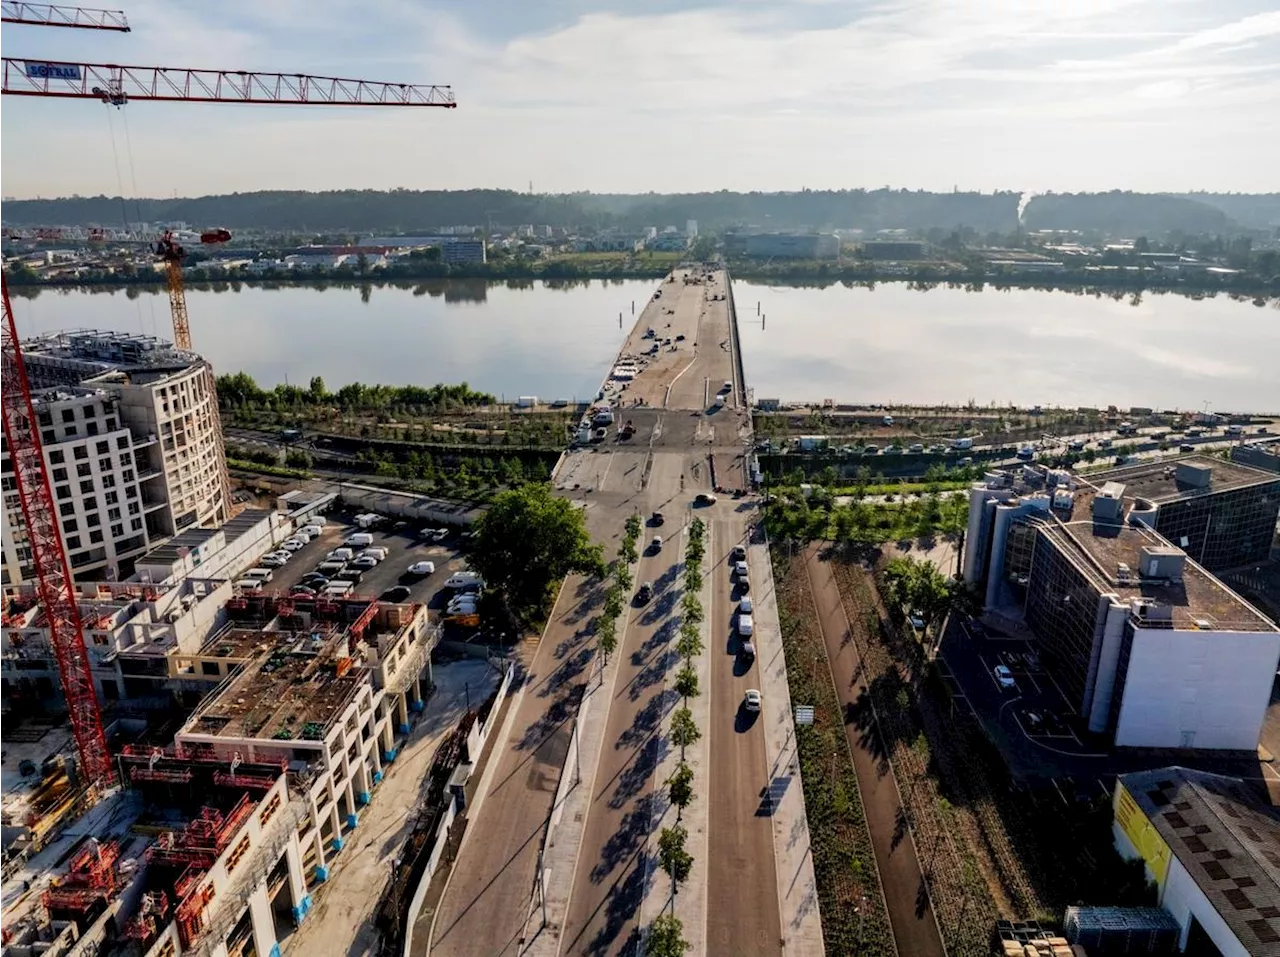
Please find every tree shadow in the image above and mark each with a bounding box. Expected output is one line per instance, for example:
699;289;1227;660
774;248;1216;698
589;790;665;885
538;646;594;698
629;648;680;702
585;849;654;957
514;682;583;753
616;689;678;751
610;732;671;809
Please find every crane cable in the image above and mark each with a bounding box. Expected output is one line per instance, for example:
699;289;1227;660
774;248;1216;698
103;108;149;336
119;108;161;339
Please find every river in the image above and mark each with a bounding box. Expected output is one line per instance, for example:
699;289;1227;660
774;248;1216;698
8;279;1278;412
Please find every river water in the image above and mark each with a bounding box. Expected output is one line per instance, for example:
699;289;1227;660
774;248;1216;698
9;280;1278;412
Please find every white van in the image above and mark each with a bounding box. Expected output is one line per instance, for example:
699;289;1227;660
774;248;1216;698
300;524;324;539
344;533;374;548
245;568;274;583
235;579;264;593
362;546;389;561
327;548;355;562
306;515;328;527
354;513;382;529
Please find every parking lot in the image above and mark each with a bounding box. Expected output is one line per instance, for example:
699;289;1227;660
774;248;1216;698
249;509;472;609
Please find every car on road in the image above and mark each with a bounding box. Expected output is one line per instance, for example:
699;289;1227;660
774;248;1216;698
993;664;1018;691
650;511;665;527
739;639;756;663
650;535;663;553
1180;444;1195;453
694;492;717;506
738;596;753;615
732;560;749;579
730;544;746;561
408;561;436;576
743;689;762;712
637;581;653;603
381;586;412;602
737;614;754;637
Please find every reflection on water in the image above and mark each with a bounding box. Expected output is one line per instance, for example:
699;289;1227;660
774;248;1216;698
736;281;1279;412
8;279;653;402
10;279;1277;412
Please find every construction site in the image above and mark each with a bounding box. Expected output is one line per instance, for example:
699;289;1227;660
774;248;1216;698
0;5;460;955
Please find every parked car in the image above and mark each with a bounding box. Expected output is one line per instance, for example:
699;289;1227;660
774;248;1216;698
743;689;762;712
737;614;755;637
445;571;484;589
316;560;346;575
408;561;436;576
344;533;374;548
994;664;1018;691
739;639;756;662
259;554;287;568
380;586;412;602
289;586;317;598
730;544;746;561
733;560;749;579
637;581;653;603
327;548;355;562
300;575;330;589
281;538;307;552
362;546;389;561
420;527;449;542
300;524;324;538
739;596;753;615
235;579;264;593
351;555;380;570
333;569;363;584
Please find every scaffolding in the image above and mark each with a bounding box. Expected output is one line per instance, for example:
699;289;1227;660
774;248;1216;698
42;839;120;919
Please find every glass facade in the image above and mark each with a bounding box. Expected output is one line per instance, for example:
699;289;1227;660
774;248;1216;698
1023;526;1103;715
1154;480;1280;571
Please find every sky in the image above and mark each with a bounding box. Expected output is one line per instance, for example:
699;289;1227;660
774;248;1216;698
1;0;1278;199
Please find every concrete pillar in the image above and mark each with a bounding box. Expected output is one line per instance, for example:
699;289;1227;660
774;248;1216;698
312;828;328;882
329;802;344;853
356;757;372;806
247;883;277;957
344;777;358;829
284;838;311;924
370;744;384;785
396;691;410;735
410;676;425;713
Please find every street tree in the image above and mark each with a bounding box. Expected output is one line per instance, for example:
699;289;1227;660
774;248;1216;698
658;824;693;888
676;622;703;660
675;666;700;700
614;563;634;594
646;914;690;956
603;586;624;620
468;483;605;617
680;593;703;624
597;614;618;662
625;514;642;539
667;761;695;820
669;709;701;760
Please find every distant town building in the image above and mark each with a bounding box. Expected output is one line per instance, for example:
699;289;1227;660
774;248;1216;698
729;232;840;260
1232;439;1280;474
686;219;698;238
647;234;691;252
442;239;487;264
858;240;927;261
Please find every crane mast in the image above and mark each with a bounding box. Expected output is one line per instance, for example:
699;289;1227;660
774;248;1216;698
3;5;454;793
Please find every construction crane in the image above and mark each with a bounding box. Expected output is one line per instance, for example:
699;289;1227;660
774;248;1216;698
2;6;455;792
3;225;232;350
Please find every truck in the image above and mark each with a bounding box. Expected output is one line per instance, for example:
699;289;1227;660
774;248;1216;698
951;437;974;450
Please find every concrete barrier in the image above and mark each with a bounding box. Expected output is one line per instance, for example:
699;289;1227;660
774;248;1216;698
401;794;459;957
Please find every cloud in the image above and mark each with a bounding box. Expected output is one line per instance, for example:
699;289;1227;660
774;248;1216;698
2;0;1277;196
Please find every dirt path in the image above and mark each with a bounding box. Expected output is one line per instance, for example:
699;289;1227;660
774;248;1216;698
802;547;945;957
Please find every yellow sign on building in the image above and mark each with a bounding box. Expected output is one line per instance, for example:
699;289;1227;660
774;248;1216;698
1115;782;1171;889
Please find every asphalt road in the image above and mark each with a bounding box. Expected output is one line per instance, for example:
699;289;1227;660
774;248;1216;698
430;267;781;957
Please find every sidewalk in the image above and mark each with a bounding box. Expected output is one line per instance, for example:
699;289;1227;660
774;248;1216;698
752;540;825;957
284;659;499;957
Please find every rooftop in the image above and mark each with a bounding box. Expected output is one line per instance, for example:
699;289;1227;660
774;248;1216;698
182;598;392;742
1118;767;1280;955
18;329;201;387
1036;485;1276;633
136;526;221;568
1092;456;1280;505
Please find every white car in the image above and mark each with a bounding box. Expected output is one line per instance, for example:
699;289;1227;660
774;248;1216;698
445;571;484;589
743;689;762;712
738;596;753;615
281;538;307;551
733;560;749;579
351;555;380;570
994;664;1018;691
259;554;287;568
300;525;323;538
408;561;436;576
737;614;754;637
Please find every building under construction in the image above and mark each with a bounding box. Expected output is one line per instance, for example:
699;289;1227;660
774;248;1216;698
2;592;437;957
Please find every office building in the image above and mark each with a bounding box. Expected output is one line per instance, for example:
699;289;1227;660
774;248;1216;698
858;240;928;260
963;466;1279;749
442;239;487;264
1113;767;1280;957
725;231;840;260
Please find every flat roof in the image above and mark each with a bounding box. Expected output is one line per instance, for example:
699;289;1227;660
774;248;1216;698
1118;767;1280;955
1091;456;1280;505
136;527;220;567
1037;486;1277;633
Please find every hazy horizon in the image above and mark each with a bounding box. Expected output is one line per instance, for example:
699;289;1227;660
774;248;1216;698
2;0;1278;199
